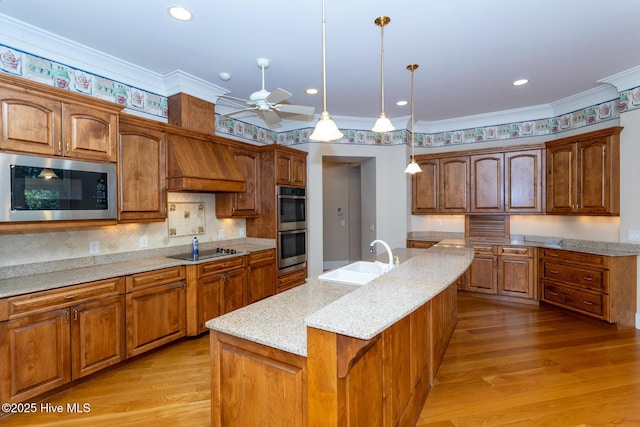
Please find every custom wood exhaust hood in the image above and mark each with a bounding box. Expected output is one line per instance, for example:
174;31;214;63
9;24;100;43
166;133;245;193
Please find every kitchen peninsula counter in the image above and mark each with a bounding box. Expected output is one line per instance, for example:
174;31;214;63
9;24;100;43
206;245;473;355
206;244;474;427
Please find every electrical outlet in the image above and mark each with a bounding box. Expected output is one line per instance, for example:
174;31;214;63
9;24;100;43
435;219;443;227
628;230;640;241
218;229;224;239
139;235;149;248
89;240;100;254
239;227;246;238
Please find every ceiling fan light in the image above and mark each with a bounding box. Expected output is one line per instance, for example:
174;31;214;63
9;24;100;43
310;111;343;142
404;158;422;174
372;113;395;133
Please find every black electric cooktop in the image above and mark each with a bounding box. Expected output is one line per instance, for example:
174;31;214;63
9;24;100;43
167;247;243;261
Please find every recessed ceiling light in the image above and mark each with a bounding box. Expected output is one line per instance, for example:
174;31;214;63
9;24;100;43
513;79;529;86
305;88;319;95
168;6;193;21
396;100;408;106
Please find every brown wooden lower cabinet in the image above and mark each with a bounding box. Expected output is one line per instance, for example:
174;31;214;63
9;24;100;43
0;277;125;404
125;267;186;357
210;282;459;427
277;266;307;293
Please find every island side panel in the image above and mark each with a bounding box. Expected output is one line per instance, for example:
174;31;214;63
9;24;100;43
210;330;307;427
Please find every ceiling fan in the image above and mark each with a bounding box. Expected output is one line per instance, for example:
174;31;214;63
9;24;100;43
217;58;315;127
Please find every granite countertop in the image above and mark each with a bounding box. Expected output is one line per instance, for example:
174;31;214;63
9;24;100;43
0;240;275;299
206;246;474;357
408;232;640;257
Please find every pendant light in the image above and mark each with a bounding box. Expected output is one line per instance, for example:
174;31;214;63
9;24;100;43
310;0;343;142
404;64;422;174
372;16;394;133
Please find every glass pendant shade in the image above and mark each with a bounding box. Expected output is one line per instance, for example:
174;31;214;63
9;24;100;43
310;110;343;142
372;113;394;133
404;158;422;174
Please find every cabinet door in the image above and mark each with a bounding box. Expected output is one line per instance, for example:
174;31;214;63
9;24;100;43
198;275;222;334
0;89;62;155
578;137;611;214
118;123;166;222
220;269;247;315
126;282;186;357
467;255;497;294
440;156;469;212
62;103;118;162
247;252;277;304
498;256;535;298
291;154;307;187
470;153;504;212
505;149;543;213
2;309;71;403
412;158;439;213
71;295;126;379
216;147;260;217
275;151;307;187
546;143;577;213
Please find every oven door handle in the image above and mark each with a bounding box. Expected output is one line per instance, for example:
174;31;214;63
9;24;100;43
279;229;307;236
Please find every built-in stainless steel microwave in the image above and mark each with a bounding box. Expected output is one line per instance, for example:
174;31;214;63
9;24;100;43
0;152;117;222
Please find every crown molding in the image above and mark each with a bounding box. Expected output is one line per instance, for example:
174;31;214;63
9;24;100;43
162;69;228;103
598;65;640;92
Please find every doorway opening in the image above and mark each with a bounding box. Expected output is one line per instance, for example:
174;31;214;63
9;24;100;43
322;157;376;271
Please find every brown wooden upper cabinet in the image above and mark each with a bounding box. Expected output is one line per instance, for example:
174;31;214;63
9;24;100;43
412;146;543;214
0;74;121;162
505;149;543;213
546;126;621;215
118;115;167;222
471;153;504;212
440;156;470;212
216;146;261;218
276;150;307;187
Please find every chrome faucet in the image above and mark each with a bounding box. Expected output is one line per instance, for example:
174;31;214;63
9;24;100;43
369;239;394;271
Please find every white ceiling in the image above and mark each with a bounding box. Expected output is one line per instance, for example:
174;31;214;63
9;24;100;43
1;0;640;128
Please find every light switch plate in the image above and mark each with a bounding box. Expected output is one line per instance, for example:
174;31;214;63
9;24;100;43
89;241;100;254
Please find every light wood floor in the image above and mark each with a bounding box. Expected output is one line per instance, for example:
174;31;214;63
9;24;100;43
2;295;639;426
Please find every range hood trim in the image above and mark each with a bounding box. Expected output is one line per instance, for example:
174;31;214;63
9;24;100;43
166;133;246;193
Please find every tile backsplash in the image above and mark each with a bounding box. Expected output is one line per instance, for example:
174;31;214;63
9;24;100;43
0;192;246;268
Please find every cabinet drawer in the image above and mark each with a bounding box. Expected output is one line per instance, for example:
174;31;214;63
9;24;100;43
198;256;246;277
5;277;124;320
248;249;275;264
541;261;606;293
540;248;606;268
543;282;605;317
278;268;307;292
126;266;185;292
498;246;533;257
472;245;497;255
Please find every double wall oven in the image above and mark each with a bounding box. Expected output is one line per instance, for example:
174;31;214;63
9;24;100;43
277;186;307;272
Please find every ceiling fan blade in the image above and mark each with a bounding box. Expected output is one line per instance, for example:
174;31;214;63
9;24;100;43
260;109;282;127
219;106;258;117
274;104;315;116
266;87;292;104
216;94;251;104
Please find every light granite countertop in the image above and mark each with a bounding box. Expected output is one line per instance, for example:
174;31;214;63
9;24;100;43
0;240;275;299
408;232;640;257
206;246;474;357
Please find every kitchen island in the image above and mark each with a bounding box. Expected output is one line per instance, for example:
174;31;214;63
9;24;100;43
206;243;474;427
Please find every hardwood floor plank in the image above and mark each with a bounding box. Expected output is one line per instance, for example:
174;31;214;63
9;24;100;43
2;295;639;426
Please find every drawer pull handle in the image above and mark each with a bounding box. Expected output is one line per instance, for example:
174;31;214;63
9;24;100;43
154;275;165;281
65;294;78;299
583;301;593;305
549;291;558;296
550;253;559;257
549;270;559;274
583;276;593;281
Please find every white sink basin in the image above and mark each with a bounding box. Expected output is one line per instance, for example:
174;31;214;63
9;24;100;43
318;261;388;286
